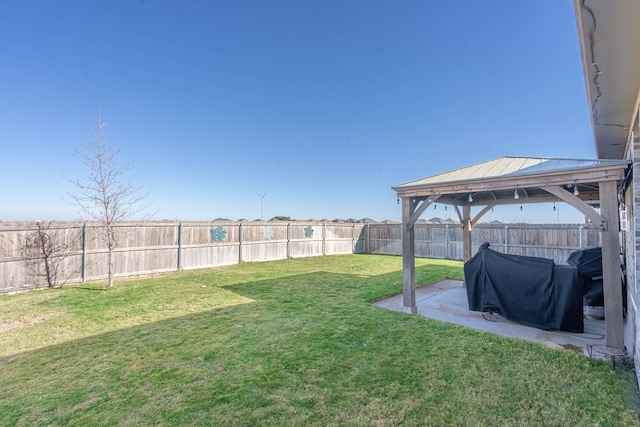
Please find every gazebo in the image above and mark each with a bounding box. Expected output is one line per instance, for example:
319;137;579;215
393;156;630;348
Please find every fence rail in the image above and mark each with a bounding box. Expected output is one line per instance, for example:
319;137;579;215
0;221;600;292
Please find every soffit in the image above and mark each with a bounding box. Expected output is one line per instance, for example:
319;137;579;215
574;0;640;159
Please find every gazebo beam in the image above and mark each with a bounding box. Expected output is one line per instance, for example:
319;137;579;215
541;185;606;229
395;167;624;198
454;204;496;262
471;204;496;229
408;195;440;228
440;193;601;207
454;205;462;223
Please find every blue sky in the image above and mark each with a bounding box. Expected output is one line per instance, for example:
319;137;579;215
1;1;594;223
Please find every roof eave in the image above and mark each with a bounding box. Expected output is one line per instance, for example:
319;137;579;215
573;0;640;159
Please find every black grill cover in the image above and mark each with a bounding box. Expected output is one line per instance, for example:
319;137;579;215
567;247;602;279
464;244;584;333
583;278;604;306
567;247;604;307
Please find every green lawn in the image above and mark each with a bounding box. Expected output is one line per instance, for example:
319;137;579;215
0;254;638;426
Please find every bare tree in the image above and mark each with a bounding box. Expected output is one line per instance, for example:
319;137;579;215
67;112;152;288
20;221;81;288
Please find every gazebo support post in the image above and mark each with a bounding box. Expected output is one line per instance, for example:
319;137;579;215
600;180;625;349
401;197;417;314
543;182;624;348
462;204;472;262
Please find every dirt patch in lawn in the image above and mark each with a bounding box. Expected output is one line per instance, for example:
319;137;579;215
0;313;56;334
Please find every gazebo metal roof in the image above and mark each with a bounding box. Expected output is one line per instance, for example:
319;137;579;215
393;156;629;220
395;156;627;186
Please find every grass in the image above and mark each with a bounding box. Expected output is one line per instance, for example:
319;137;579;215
0;254;638;426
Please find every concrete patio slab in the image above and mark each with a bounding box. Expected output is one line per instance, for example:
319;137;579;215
373;280;606;356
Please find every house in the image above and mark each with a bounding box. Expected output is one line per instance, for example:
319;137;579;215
573;0;640;373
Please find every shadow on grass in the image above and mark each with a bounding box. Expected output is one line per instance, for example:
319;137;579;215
0;267;419;423
72;286;109;292
0;263;421;360
0;264;637;426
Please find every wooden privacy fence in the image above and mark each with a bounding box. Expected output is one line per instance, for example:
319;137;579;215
366;222;601;264
0;221;366;292
0;221;600;292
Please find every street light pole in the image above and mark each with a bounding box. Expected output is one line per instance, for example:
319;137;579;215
258;193;266;220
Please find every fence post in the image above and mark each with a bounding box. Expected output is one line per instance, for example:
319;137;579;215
82;223;87;282
445;224;449;259
367;223;370;253
579;224;583;249
322;223;326;255
287;223;291;258
352;224;355;253
504;224;509;254
177;223;183;271
238;223;244;263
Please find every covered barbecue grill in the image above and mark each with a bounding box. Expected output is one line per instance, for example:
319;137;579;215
567;247;605;318
464;243;584;333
